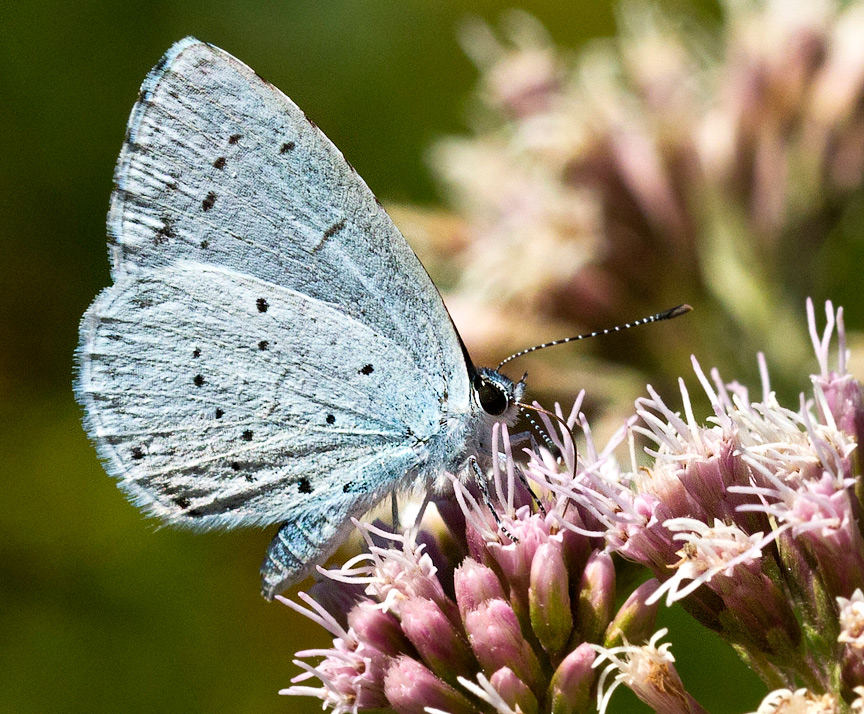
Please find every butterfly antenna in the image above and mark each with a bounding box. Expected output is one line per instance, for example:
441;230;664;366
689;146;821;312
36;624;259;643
521;406;558;454
517;401;578;470
496;304;693;370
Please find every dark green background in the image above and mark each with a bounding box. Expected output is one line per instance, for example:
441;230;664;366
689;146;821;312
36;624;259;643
2;1;765;712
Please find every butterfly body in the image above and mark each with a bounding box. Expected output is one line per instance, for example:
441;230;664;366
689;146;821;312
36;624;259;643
77;38;524;598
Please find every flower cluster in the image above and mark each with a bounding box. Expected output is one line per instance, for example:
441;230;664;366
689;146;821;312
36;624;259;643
583;299;864;704
280;300;864;714
281;406;665;714
399;0;864;408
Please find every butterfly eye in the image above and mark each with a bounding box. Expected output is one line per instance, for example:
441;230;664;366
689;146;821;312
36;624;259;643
477;377;508;416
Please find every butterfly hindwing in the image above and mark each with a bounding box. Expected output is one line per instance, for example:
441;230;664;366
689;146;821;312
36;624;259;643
78;262;442;530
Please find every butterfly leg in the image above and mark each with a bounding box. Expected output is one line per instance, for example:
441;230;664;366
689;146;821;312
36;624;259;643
521;410;562;457
390;492;399;530
468;456;518;543
492;432;547;517
411;490;432;532
508;429;533;447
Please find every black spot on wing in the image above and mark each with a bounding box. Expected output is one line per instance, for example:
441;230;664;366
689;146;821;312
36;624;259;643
200;240;209;249
256;298;269;313
258;340;269;350
242;429;253;441
359;364;374;375
342;481;353;493
298;478;312;494
202;192;216;211
230;461;240;471
279;141;295;154
174;496;190;509
154;220;174;245
312;219;347;253
326;414;335;425
192;348;201;358
228;133;242;144
324;219;346;239
213;156;226;170
193;374;205;387
131;446;144;460
215;408;224;419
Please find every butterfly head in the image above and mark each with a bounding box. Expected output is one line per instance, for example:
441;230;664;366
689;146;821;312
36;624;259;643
471;367;525;423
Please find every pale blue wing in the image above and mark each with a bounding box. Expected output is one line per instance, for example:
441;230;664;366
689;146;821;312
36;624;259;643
77;38;480;592
263;515;356;599
78;262;442;530
107;37;469;405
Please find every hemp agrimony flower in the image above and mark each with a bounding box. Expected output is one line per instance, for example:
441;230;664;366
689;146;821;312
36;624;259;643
280;298;864;711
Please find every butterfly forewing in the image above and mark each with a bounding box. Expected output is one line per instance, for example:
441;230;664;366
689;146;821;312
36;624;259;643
107;38;468;401
77;38;471;545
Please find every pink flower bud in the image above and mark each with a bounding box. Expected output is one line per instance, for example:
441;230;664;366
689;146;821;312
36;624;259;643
575;550;616;643
348;600;411;657
490;667;540;714
464;598;544;694
454;558;507;620
529;540;573;654
488;514;551;613
604;579;661;647
548;643;596;714
399;597;476;683
383;656;474;714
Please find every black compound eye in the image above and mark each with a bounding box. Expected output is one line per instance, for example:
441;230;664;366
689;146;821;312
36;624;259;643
477;378;508;416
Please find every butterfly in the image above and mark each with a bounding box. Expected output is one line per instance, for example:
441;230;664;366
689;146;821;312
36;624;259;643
75;38;528;599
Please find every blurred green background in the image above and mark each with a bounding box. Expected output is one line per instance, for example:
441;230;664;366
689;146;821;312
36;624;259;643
0;0;791;712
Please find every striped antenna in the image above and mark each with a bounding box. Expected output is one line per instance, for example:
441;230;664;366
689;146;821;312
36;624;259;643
496;304;692;370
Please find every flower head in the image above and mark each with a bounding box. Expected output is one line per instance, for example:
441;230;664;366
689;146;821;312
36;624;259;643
280;299;863;710
399;0;864;425
282;414;662;712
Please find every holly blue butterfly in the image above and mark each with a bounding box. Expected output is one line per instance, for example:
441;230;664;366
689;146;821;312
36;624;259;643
76;38;528;599
76;38;690;599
